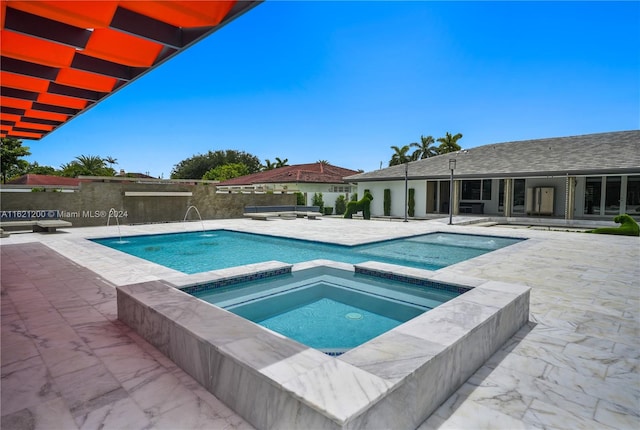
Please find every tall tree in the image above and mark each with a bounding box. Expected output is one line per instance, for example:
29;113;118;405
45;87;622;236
0;137;31;183
60;155;115;177
171;150;261;179
202;163;249;181
261;159;276;171
274;157;289;168
389;145;411;166
104;156;118;169
436;132;463;154
23;162;57;176
410;135;438;160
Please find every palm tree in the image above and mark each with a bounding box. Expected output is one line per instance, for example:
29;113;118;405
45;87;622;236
261;159;276;171
75;155;107;175
389;145;411;166
60;155;114;177
437;132;463;154
317;160;330;165
410;135;438;160
104;156;118;167
274;157;289;168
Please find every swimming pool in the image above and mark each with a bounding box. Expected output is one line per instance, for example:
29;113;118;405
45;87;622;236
92;230;523;274
191;267;463;354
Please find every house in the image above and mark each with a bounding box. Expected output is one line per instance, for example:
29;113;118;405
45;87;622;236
116;170;157;179
216;162;360;210
5;174;88;191
343;130;640;221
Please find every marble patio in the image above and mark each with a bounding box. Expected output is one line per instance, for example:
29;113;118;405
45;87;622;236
1;217;638;429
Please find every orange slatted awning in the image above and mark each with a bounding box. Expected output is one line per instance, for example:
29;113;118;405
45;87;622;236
0;0;262;140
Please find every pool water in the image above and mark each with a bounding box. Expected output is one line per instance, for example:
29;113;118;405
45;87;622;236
258;298;401;351
92;230;522;274
192;267;462;353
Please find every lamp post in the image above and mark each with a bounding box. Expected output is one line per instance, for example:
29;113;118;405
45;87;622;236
404;162;408;222
448;158;456;225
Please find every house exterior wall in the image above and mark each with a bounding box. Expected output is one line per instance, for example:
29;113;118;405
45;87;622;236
357;180;427;218
295;183;354;214
356;174;640;220
573;174;640;218
520;177;566;217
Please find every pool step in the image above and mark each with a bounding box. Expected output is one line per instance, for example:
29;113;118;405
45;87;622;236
473;221;499;227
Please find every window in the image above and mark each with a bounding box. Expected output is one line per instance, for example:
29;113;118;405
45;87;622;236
330;185;352;193
604;176;621;215
584;177;602;215
513;179;526;213
627;176;640;214
482;179;492;200
461;180;481;200
461;180;492;200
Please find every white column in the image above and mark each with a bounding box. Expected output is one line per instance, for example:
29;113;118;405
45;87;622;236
504;179;513;217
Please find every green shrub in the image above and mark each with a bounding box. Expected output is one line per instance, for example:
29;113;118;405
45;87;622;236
586;214;639;236
408;188;415;217
383;189;391;216
312;192;324;212
295;192;305;205
323;207;333;215
334;195;347;215
344;191;374;220
350;193;358;202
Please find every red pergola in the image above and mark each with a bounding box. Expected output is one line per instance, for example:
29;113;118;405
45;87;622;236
0;0;261;140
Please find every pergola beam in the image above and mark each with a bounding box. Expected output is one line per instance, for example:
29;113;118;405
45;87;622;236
0;0;264;140
4;7;92;49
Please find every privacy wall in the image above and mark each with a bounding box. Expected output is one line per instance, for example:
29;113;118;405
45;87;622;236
0;182;294;227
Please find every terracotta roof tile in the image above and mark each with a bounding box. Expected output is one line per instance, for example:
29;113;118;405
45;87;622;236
217;163;360;186
6;174;86;186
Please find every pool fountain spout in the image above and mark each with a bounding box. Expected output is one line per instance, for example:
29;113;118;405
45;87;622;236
184;205;206;233
106;208;124;243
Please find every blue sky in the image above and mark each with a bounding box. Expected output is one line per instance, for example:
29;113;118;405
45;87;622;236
25;0;640;177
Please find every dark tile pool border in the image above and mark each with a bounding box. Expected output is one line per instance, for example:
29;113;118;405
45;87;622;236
355;266;472;294
179;264;471;297
179;265;472;294
180;266;292;294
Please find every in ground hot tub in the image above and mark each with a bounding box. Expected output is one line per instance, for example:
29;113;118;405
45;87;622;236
117;262;530;429
190;267;464;355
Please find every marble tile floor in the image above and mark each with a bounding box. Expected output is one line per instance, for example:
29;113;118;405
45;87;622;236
1;217;638;429
1;242;254;430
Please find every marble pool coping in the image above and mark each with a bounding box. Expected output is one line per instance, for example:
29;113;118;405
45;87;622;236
116;259;530;429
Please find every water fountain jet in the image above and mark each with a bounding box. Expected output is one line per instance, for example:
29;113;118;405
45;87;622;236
106;208;127;243
183;205;209;235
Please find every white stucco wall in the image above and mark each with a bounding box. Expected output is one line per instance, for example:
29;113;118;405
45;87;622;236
357;180;426;218
296;184;353;214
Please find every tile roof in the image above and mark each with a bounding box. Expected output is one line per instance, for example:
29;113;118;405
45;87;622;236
6;174;86;186
346;130;640;181
217;162;361;186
